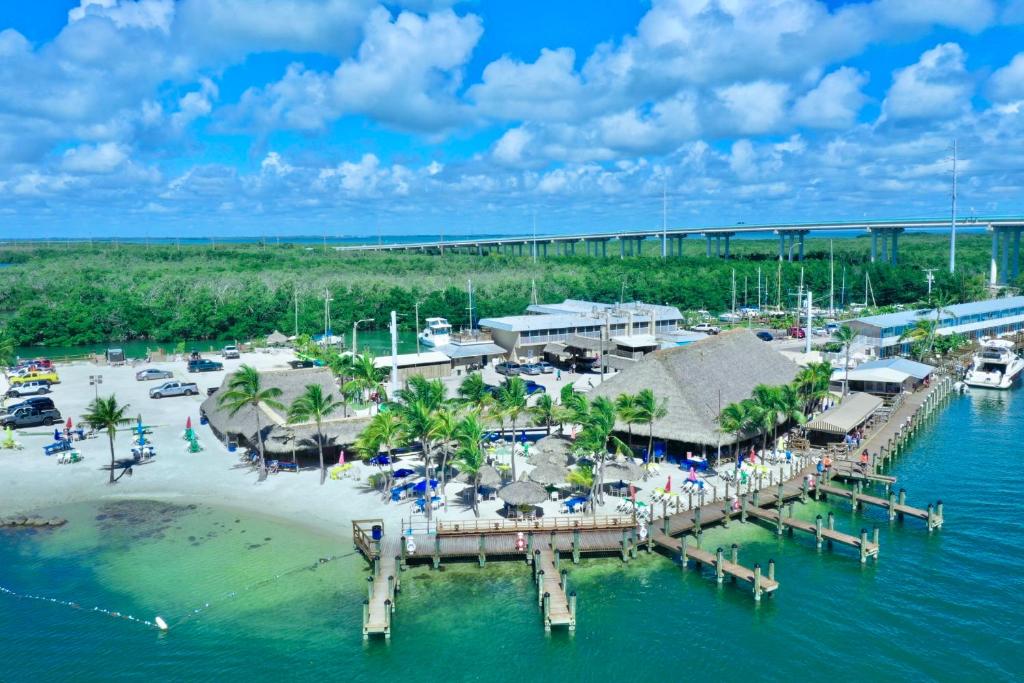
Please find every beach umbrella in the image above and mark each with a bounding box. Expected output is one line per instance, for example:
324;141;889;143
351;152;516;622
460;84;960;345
498;480;548;506
413;478;439;493
531;436;573;467
53;428;61;441
665;476;672;493
186;416;192;430
478;465;502;488
65;417;72;430
393;468;415;479
528;463;568;486
338;449;346;465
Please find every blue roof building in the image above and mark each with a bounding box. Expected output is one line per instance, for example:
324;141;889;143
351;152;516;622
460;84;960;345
848;296;1024;356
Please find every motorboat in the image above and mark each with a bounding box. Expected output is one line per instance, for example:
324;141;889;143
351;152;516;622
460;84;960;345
963;338;1024;390
418;317;452;347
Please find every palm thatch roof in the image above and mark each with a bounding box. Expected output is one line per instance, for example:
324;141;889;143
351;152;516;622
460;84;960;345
201;367;370;455
528;462;569;486
589;329;801;446
266;330;289;346
529;436;574;467
479;464;502;487
603;459;642;482
499;480;549;505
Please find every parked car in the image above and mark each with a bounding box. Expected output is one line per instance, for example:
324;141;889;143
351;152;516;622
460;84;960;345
11;358;52;371
288;359;315;369
221;345;240;359
691;323;720;335
523;380;547;395
520;363;543;375
150;380;200;398
0;406;62;428
536;361;554;374
136;368;173;382
825;322;841;333
787;326;806;339
7;396;56;413
6;380;51;397
187;359;224;373
756;331;774;342
9;370;59;386
495;362;522;376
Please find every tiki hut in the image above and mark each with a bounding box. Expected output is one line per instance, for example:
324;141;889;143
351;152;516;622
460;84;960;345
589;329;800;451
200;367;370;460
498;481;548;506
266;330;288;347
528;462;569;486
529;436;574;467
603;459;642;482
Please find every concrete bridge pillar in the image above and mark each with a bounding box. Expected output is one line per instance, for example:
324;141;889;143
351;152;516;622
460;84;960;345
636;238;643;255
798;232;805;261
1002;229;1010;282
620;238;625;258
1013;229;1021;281
724;233;732;259
870;230;877;263
706;235;712;258
991;227;1000;286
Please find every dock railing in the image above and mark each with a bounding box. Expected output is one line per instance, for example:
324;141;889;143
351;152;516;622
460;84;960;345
436;515;635;535
353;518;384;558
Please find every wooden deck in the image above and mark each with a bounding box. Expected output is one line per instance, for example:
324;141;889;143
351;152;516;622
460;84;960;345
817;483;943;530
534;546;575;630
651;531;778;600
744;506;879;562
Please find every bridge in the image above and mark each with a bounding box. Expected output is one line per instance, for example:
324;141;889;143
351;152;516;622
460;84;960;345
335;216;1024;271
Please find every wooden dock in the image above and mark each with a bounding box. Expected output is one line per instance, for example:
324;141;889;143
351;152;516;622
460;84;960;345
744;506;880;562
533;546;575;630
651;531;778;600
817;482;943;530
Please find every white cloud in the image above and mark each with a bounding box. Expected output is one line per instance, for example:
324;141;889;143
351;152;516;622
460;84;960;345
493;128;533;165
62;142;130;173
793;67;869;128
714;81;791;134
988;52;1024;102
881;43;973;121
469;48;585;122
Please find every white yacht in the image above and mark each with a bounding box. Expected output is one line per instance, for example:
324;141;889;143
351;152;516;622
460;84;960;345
418;317;452;347
963;338;1024;390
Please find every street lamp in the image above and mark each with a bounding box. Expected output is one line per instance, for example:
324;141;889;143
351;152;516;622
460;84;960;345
352;318;374;356
89;375;103;400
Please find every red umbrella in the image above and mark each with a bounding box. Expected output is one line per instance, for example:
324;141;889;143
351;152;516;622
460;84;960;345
65;417;73;430
186;416;192;429
749;446;757;465
664;476;672;493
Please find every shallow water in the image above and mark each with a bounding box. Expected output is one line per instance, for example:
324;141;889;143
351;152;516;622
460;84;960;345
2;389;1022;682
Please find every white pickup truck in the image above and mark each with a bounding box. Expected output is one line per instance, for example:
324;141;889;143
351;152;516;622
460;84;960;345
149;380;200;399
221;345;240;359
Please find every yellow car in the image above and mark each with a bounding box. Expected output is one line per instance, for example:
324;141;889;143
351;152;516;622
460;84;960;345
9;370;60;385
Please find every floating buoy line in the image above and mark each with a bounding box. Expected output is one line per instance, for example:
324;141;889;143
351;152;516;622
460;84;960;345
1;551;357;632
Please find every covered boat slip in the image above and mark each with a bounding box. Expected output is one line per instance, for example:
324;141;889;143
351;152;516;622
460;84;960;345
805;392;884;439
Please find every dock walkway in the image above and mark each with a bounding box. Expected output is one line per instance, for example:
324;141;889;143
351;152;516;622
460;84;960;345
817;483;943;529
534;546;575;630
651;531;778;600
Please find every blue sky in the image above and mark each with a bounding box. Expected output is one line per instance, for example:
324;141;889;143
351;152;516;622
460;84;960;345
1;0;1024;238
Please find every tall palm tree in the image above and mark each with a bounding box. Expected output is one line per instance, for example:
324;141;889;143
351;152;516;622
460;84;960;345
632;388;668;463
833;325;857;397
82;395;133;484
454;412;487;517
751;385;785;452
717;401;749;462
530;393;557;435
573;396;630;505
614;393;640;450
400;399;442;521
457;372;491;408
218;365;284;478
396;375;447;410
496;376;528;480
344;352;388;411
777;384;808;445
795;360;833;412
431;405;460;485
899;319;938;361
287;384;343;484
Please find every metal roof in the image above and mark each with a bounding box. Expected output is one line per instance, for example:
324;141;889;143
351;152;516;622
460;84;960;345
480;301;682;333
852;296;1024;329
856;358;934;380
806;393;883;435
373;351;450;367
433;342;507;359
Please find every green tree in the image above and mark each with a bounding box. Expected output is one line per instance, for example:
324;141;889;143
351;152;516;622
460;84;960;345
614;393;640;450
363;409;405;481
566;463;595;498
287;383;343;484
82;395;133;484
530;393;557;435
632;388;668;463
343;352;389;411
496;376;528;480
454;411;487;517
572;396;630;505
218;365;284;478
431;405;460;485
457;372;492;409
833;325;857;397
399;399;442;521
795;360;833;412
717;401;749;463
0;326;17;367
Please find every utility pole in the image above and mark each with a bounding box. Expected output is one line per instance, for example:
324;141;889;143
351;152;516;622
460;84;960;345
731;268;737;314
924;268;937;296
293;282;299;337
829;240;835;317
950;138;958;274
389;311;399;398
414;302;421;356
805;291;813;355
532;212;538;264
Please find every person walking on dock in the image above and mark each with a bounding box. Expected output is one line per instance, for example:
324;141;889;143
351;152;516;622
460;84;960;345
859;450;870;473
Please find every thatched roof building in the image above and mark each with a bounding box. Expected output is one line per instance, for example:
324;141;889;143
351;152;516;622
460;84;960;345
589;329;800;447
201;367;370;456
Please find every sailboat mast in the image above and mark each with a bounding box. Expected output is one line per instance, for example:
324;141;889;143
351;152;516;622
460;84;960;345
467;279;474;329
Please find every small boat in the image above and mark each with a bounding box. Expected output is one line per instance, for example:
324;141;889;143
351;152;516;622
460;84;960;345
963;338;1024;390
417;317;452;347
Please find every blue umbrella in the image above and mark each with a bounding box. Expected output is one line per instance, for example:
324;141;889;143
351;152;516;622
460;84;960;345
520;431;527;442
393;468;415;478
370;454;390;465
413;478;439;493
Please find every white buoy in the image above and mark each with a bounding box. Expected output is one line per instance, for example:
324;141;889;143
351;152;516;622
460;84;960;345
155;616;168;631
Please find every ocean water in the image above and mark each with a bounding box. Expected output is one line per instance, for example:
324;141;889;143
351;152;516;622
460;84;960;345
2;389;1022;682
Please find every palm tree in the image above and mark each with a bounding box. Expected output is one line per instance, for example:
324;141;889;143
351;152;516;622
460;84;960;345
795;360;833;412
287;384;343;485
614;393;640;450
218;365;284;478
833;325;857;397
751;385;785;452
777;384;808;444
396;375;447;410
496;376;528;480
82;395;133;484
530;393;557;435
457;372;491;408
344;352;388;412
400;399;442;521
431;405;460;485
717;401;749;462
566;463;595;499
899;318;938;361
573;396;630;505
454;412;487;517
632;388;668;463
909;291;956;361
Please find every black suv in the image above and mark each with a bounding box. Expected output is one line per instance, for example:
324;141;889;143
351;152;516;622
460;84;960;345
6;396;56;413
187;359;224;373
1;406;62;428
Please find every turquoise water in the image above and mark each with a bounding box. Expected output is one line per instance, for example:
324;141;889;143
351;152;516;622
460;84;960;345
2;390;1022;682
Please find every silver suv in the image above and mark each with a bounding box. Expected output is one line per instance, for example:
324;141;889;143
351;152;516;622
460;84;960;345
6;380;51;398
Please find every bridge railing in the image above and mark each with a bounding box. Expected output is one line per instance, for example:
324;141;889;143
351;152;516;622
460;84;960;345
436;515;635;535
